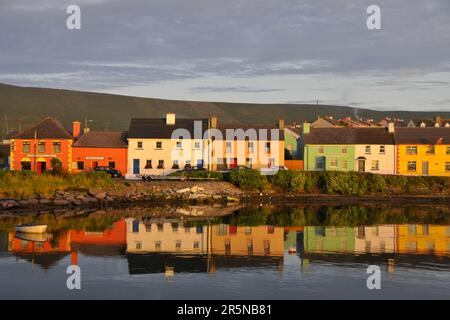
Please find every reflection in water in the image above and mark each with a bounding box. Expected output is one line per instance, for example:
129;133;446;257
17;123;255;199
0;205;449;298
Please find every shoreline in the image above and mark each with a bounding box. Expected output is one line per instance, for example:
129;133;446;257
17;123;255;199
1;179;449;213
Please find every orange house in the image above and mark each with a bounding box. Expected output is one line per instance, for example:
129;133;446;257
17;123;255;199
10;117;77;173
72;131;128;174
69;220;127;246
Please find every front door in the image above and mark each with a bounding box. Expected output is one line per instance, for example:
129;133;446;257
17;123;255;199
358;160;365;172
37;161;46;174
422;161;429;176
133;159;140;175
92;161;98;169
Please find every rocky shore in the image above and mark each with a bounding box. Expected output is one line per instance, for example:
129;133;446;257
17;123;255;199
0;181;242;211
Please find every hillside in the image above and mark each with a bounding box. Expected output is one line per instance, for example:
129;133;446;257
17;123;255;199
1;83;449;132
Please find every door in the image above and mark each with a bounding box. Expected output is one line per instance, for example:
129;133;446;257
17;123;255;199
133;159;140;175
92;161;98;169
268;158;275;168
358;160;365;172
230;158;238;169
37;161;46;174
422;161;429;176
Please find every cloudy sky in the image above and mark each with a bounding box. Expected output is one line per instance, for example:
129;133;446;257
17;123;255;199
1;0;450;111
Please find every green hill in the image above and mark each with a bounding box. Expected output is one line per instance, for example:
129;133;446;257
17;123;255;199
1;83;449;132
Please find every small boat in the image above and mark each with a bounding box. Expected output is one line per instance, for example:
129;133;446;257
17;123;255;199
288;247;297;254
14;232;48;242
15;224;48;234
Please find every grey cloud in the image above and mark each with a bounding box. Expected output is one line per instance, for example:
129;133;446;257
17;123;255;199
190;86;286;94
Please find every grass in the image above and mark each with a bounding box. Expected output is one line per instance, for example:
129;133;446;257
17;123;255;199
0;171;115;198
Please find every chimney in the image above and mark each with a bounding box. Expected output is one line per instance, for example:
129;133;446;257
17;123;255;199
435;116;442;123
166;112;176;125
72;121;81;139
303;122;311;134
209;115;218;129
388;122;395;133
278;119;285;130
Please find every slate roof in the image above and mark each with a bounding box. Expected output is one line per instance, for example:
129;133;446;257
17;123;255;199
216;123;284;140
14;117;73;140
73;131;128;148
394;128;450;145
128;118;209;139
304;127;394;145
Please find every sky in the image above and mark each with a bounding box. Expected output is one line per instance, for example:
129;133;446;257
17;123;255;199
1;0;450;111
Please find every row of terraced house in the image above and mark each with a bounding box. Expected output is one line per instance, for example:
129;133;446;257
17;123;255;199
4;113;450;177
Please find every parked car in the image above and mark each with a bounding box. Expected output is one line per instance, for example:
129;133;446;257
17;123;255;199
259;166;288;175
94;166;122;178
229;165;252;171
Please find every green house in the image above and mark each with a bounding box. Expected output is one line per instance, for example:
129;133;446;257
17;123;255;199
284;127;301;160
302;123;356;171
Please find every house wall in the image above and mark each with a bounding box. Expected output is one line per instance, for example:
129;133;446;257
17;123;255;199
211;139;284;170
397;144;450;176
72;147;128;174
304;145;356;171
127;138;206;176
10;138;73;173
354;225;396;254
354;144;396;174
284;130;300;159
303;226;356;254
396;224;449;256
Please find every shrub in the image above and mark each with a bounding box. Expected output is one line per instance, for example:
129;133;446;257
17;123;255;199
169;170;223;180
228;169;267;191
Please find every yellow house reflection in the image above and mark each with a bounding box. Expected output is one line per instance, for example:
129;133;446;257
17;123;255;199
396;224;450;256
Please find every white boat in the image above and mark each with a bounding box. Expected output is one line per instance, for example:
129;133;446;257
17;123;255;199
14;232;48;242
15;224;48;234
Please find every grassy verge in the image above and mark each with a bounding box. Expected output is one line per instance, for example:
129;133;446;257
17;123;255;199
0;171;115;198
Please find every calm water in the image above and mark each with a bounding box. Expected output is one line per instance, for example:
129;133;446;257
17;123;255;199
0;205;449;299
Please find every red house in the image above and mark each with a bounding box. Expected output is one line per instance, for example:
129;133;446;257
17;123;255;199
10;117;78;173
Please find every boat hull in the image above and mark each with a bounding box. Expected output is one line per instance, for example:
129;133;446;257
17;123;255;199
15;225;48;234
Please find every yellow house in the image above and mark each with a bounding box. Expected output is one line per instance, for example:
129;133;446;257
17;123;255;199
395;128;450;176
126;114;210;177
209;116;285;170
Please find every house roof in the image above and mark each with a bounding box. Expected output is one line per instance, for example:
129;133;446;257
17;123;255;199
128;118;209;139
216;122;284;140
304;127;394;145
73;131;128;148
394;128;450;144
14;117;73;140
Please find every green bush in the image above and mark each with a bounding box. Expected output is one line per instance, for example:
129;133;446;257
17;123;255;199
228;169;267;191
269;170;307;192
169;170;223;180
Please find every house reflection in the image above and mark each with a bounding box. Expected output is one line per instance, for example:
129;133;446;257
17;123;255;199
125;219;284;275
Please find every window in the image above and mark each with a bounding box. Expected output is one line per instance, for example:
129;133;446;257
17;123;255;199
171;223;179;233
193;241;200;249
157;223;164;232
108;161;115;169
136;242;142;250
426;146;435;155
330;159;338;168
22;142;30;153
267;226;275;234
217;224;228;236
175;240;182;250
194;141;200;149
225;240;231;255
52;142;61;153
145;160;152;169
197;159;204;167
176;141;182;149
447;147;450;155
264;240;270;255
365;146;371;154
172;160;179;169
132;220;139;233
371;160;379;171
246;158;252;168
248;142;254;153
247;240;253;255
379;145;385;154
77;161;84;170
155;241;161;250
446;162;450;172
137;141;143;149
407;161;417;172
157;160;164;169
156;141;162;149
316;158;325;170
406;146;417;155
341;146;347;154
265;142;271;153
226;142;232;153
145;224;152;232
341;160;348;170
38;142;45;153
245;227;252;235
318;146;324;154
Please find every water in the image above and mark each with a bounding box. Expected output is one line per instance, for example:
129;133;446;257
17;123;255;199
0;204;449;299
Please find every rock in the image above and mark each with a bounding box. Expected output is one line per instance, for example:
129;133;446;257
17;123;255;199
190;186;199;193
93;192;106;200
182;191;191;200
53;199;70;206
39;199;52;205
19;199;39;207
177;187;191;194
225;196;240;202
1;200;20;209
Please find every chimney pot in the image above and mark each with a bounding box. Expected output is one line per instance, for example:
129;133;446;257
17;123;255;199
166;113;176;125
72;121;81;139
